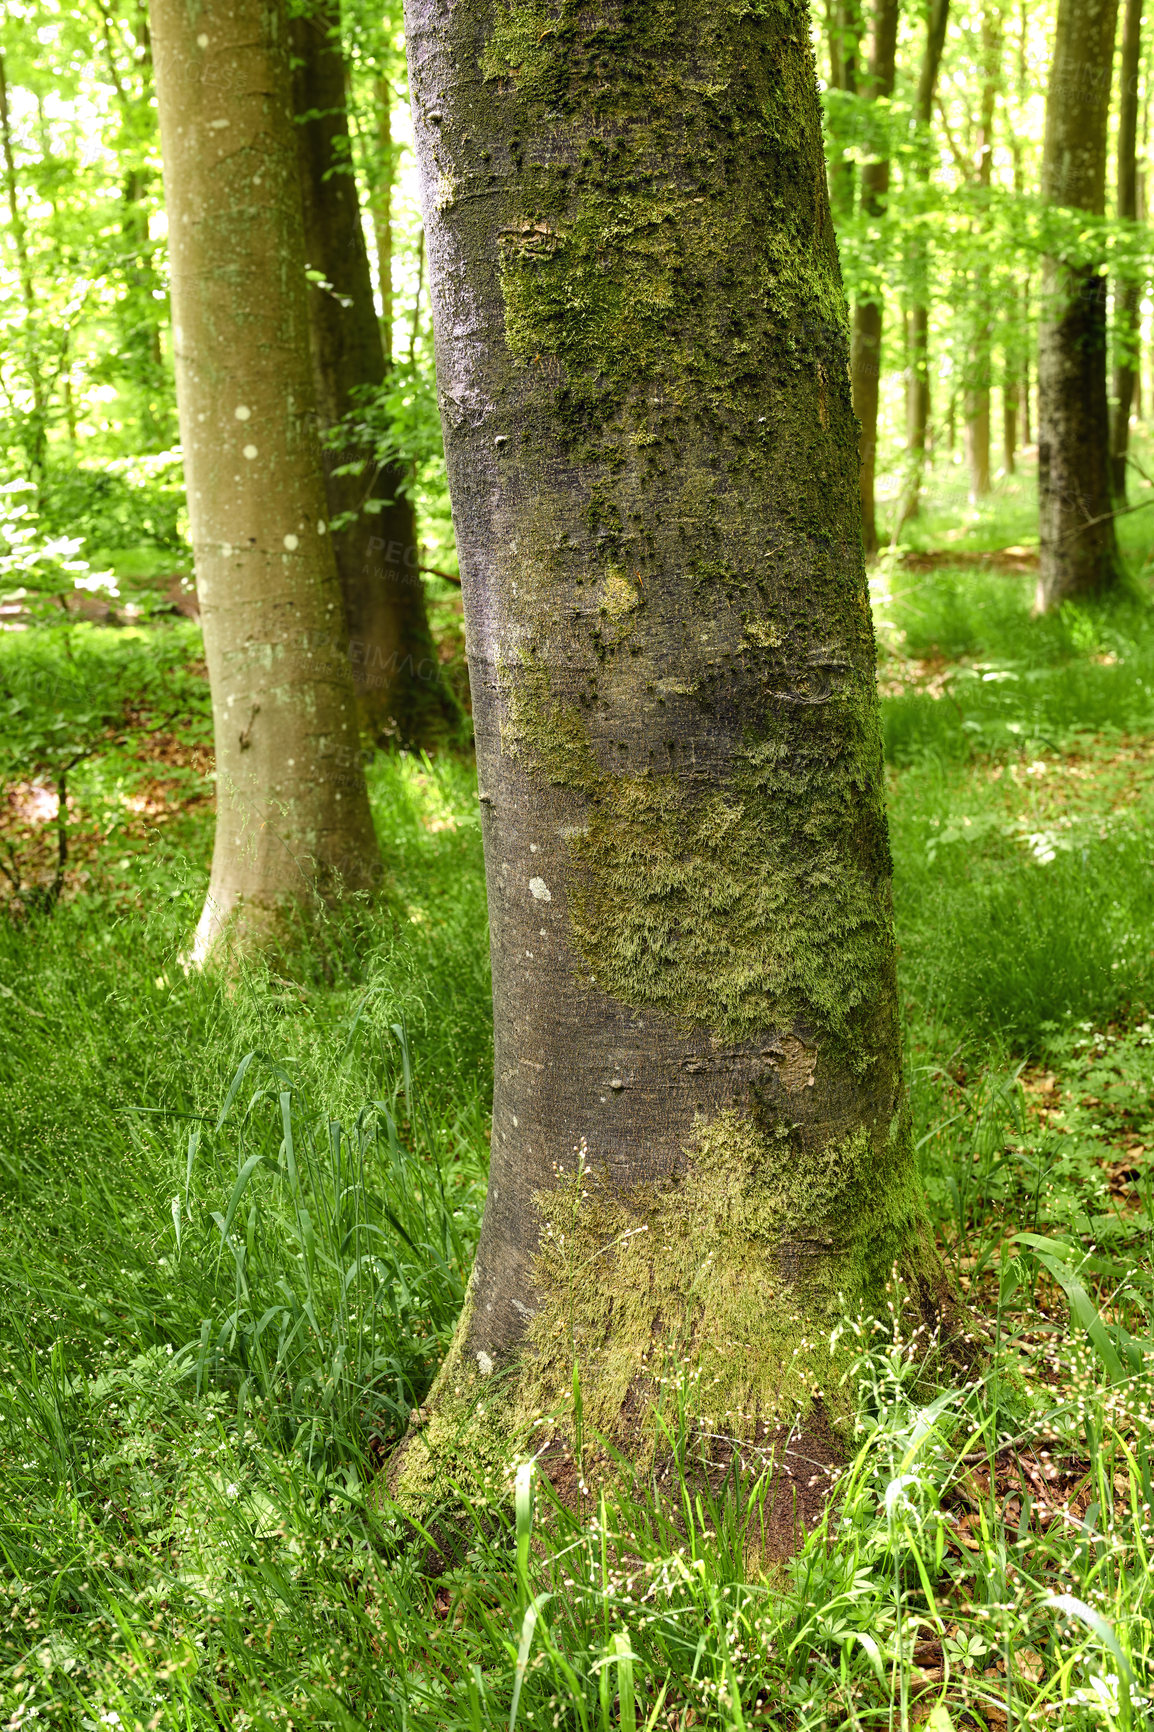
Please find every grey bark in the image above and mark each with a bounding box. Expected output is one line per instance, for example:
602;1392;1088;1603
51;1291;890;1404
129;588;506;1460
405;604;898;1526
392;0;939;1499
291;3;458;745
1109;0;1144;502
150;0;381;960
1036;0;1123;610
851;0;900;557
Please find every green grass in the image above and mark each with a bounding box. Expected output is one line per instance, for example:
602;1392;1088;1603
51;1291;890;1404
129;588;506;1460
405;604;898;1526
3;499;1154;1728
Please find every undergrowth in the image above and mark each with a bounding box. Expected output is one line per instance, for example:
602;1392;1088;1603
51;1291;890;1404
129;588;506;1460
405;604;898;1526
2;493;1154;1727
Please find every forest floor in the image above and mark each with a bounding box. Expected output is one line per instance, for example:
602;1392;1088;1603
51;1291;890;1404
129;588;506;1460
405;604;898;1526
1;467;1153;1729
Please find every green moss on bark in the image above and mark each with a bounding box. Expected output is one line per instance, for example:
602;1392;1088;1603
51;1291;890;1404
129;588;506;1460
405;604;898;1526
503;668;891;1052
390;1099;927;1496
388;1274;524;1514
521;1103;924;1459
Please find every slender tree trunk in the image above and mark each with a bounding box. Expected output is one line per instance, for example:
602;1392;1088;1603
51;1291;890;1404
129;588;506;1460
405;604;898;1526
1136;155;1145;420
902;0;950;522
291;2;457;745
372;77;395;363
93;0;170;446
391;0;942;1521
0;50;47;481
964;381;991;497
827;0;862;220
1036;0;1123;610
1109;0;1144;501
150;0;381;961
1003;376;1018;473
1021;277;1032;445
965;1;1000;502
851;0;899;557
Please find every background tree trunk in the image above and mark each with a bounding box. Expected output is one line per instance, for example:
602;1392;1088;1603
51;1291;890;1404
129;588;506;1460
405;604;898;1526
1036;0;1123;611
392;0;939;1511
827;0;863;220
372;77;395;364
851;0;900;557
291;2;457;746
1003;373;1018;473
902;0;951;523
964;381;991;498
1109;0;1144;502
964;1;1000;502
151;0;380;961
0;49;47;482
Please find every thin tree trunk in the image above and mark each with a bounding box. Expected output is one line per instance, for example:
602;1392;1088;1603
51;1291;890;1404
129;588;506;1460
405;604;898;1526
827;0;862;220
391;0;942;1516
1003;377;1018;473
0;50;46;481
93;0;169;445
291;2;457;745
1109;0;1144;501
965;382;991;497
902;0;951;522
1036;0;1123;610
851;0;900;556
965;1;1000;502
1021;278;1032;445
150;0;381;961
373;77;395;363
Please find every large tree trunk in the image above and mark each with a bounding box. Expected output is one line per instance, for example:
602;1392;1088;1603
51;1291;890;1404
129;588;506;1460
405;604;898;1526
1036;0;1123;611
291;4;457;746
1109;0;1144;503
851;0;900;557
150;0;381;961
392;0;941;1519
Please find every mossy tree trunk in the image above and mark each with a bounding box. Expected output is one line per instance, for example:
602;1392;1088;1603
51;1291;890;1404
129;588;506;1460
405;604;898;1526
393;0;941;1509
851;0;899;558
1035;0;1123;611
1109;0;1144;504
291;2;457;746
151;0;381;961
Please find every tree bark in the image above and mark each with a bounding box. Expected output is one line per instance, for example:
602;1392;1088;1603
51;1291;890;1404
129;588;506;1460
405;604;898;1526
392;0;941;1513
851;0;900;557
1109;0;1144;502
150;0;381;960
1036;0;1123;610
291;3;458;746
